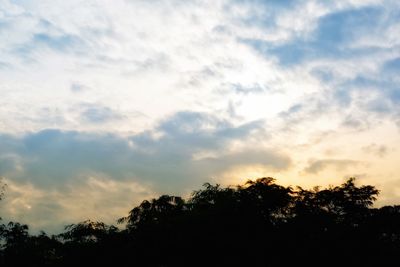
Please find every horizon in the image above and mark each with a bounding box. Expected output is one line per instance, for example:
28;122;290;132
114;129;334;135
1;0;400;233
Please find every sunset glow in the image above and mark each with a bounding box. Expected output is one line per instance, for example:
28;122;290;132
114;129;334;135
1;0;400;233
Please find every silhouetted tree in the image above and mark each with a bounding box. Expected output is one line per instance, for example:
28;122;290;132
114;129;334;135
0;177;399;266
0;177;6;221
119;195;186;231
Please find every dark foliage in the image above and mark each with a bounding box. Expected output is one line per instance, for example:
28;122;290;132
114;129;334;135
1;177;399;266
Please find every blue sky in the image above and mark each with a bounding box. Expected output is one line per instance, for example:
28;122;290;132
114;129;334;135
0;0;400;232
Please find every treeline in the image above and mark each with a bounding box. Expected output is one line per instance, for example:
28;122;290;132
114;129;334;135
1;177;400;266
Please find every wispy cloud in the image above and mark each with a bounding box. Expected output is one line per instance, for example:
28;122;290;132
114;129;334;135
304;159;360;174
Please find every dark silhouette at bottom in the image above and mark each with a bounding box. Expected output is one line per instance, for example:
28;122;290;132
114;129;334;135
1;177;400;266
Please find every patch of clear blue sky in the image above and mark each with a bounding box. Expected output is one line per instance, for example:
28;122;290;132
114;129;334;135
33;33;78;50
242;6;384;66
238;3;400;113
384;57;400;73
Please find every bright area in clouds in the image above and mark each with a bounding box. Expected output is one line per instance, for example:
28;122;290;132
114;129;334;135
0;0;400;232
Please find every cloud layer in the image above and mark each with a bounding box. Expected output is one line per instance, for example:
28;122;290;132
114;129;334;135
0;111;291;231
1;0;400;232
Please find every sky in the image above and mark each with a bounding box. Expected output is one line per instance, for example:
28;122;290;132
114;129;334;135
0;0;400;233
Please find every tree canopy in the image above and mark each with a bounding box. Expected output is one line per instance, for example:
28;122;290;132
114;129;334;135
0;177;399;266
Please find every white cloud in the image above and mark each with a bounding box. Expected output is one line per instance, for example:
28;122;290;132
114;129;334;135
3;0;384;134
1;0;400;231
